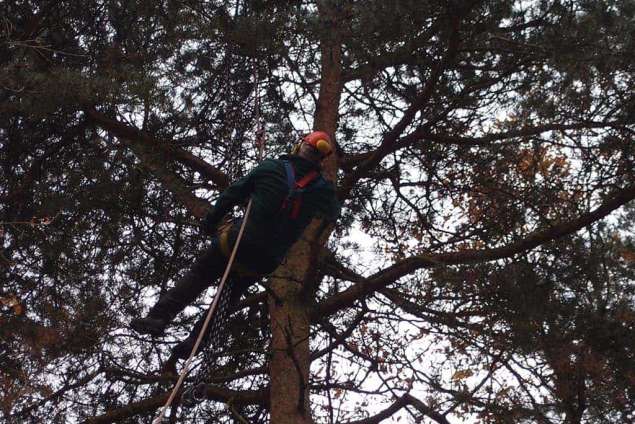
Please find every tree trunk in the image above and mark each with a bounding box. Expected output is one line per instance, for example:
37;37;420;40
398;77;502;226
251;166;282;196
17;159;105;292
268;243;316;424
268;3;342;422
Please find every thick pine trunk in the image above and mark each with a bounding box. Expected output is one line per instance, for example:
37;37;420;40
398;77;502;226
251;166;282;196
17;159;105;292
268;245;316;424
268;3;342;422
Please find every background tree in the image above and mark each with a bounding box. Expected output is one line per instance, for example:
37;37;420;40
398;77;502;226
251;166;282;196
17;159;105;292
1;1;633;423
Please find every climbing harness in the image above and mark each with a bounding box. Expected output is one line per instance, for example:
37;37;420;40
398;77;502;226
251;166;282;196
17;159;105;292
280;160;326;219
151;61;266;424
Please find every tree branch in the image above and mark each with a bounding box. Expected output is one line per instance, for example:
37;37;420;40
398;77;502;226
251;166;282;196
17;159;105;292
316;184;635;317
413;121;633;147
341;22;440;83
340;120;633;170
12;370;100;420
84;391;172;424
403;394;452;424
85;108;216;218
342;394;410;424
84;385;267;423
86;108;229;189
339;13;462;196
342;393;451;424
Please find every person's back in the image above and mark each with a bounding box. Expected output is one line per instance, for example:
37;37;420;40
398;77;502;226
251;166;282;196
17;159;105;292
215;154;339;273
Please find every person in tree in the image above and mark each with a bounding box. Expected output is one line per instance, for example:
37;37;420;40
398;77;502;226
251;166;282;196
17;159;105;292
130;131;340;355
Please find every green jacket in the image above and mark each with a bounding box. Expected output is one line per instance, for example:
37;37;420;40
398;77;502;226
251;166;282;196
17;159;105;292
203;155;340;272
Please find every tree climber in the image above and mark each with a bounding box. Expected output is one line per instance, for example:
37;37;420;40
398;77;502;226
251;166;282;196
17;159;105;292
130;131;340;356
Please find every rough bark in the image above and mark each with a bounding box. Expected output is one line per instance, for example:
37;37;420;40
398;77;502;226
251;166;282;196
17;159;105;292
268;245;316;424
267;2;343;423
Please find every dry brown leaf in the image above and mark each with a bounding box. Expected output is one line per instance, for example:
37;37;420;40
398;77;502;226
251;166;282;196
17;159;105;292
619;249;635;263
0;295;24;316
451;369;474;382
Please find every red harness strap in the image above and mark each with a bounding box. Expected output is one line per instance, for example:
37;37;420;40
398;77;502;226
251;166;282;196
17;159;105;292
290;170;319;218
295;170;319;188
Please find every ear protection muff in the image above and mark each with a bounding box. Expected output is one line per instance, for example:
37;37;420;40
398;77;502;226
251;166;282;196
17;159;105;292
314;139;331;156
300;131;333;157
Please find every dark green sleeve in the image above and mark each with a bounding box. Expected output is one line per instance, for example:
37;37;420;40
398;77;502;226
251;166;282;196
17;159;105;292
203;162;270;227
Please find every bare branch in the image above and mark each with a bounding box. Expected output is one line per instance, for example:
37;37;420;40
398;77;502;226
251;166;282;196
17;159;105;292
403;394;452;424
342;393;451;424
84;386;267;423
85;108;229;189
11;370;100;420
316;184;635;316
340;120;633;170
339;14;463;196
85;108;217;218
342;394;410;424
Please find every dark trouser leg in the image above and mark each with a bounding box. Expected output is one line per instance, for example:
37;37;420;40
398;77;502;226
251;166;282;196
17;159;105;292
147;239;227;323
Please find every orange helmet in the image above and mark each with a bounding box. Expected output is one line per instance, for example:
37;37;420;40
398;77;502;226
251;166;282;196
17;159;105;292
303;131;332;157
